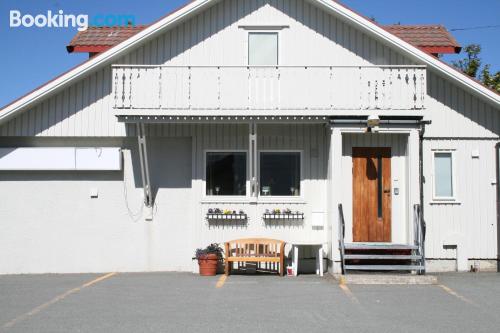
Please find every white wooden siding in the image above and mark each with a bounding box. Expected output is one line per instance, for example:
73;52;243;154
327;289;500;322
0;0;417;137
424;72;500;139
423;139;498;259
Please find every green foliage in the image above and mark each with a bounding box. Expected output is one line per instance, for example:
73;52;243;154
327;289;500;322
452;44;482;78
481;65;500;93
194;243;224;260
452;44;500;93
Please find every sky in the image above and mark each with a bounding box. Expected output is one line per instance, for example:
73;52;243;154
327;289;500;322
0;0;499;108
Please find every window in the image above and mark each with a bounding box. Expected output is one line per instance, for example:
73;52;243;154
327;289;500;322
206;152;246;196
433;151;454;199
248;32;278;66
260;152;300;196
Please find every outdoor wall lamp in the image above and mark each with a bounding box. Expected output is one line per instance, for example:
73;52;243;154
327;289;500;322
366;114;380;132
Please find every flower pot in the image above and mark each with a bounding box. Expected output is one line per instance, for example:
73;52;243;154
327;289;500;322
198;253;218;276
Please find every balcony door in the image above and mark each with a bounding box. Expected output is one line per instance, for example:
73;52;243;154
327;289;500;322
352;147;392;242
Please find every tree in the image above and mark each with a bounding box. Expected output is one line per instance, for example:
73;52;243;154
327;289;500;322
481;64;500;93
452;44;500;93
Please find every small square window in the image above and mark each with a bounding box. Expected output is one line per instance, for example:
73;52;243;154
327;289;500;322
434;151;454;198
206;152;246;196
260;152;300;196
248;32;278;66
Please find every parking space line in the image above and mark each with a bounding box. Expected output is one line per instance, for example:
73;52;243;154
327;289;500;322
438;284;478;307
215;275;227;288
2;272;117;329
339;283;360;304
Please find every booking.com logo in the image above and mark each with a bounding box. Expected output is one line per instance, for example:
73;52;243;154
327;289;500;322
9;10;136;31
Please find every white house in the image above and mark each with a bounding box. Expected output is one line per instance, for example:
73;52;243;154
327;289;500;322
1;0;499;275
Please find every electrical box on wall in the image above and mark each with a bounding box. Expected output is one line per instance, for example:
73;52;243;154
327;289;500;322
311;211;324;227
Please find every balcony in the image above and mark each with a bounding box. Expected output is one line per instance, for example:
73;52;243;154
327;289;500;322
112;65;426;111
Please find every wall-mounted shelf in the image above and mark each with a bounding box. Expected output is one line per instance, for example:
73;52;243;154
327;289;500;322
263;213;304;220
206;213;247;221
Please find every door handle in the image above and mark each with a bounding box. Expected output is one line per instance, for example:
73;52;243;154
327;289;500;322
383;188;391;193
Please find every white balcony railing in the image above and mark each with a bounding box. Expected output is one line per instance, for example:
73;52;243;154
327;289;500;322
112;65;426;111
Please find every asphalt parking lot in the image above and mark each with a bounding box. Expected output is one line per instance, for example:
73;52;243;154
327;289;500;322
0;272;499;333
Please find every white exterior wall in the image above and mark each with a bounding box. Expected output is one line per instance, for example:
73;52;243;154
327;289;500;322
0;123;329;274
0;0;412;138
0;0;499;273
0;136;195;273
423;139;498;260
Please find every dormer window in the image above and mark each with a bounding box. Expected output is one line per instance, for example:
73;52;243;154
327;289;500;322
248;32;278;66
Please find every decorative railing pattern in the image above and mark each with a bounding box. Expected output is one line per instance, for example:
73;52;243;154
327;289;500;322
112;65;426;111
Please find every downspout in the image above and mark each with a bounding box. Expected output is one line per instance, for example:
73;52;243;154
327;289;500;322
418;120;431;272
496;142;500;272
419;121;426;233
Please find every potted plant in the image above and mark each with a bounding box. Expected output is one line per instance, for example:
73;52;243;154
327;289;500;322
194;243;224;276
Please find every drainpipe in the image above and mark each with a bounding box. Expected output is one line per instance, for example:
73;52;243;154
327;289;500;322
418;120;431;273
496;142;500;272
419;121;426;234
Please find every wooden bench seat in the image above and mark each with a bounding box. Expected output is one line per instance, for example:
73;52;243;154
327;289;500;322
225;238;285;276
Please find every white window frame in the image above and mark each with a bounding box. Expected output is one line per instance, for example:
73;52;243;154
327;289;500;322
247;31;280;66
257;150;303;200
203;149;249;200
431;149;457;202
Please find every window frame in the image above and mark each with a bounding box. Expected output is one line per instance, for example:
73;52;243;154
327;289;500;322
203;149;249;199
257;149;303;200
247;31;280;66
431;149;457;202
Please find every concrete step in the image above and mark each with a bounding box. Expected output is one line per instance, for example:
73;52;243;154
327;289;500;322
344;243;418;250
345;265;424;271
344;254;422;260
337;274;437;285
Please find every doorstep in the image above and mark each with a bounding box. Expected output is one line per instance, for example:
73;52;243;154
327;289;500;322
334;273;438;285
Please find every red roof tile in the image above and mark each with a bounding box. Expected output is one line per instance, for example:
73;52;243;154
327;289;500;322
383;25;461;53
66;25;149;53
67;24;461;55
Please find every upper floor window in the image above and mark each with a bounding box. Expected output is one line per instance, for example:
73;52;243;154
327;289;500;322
248;32;278;66
433;151;455;200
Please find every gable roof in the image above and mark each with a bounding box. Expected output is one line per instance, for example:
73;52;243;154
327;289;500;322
1;0;499;124
383;25;461;54
67;24;461;55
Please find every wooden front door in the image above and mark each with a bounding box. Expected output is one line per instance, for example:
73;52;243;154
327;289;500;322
352;147;392;242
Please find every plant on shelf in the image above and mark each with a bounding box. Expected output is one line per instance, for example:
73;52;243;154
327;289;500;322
194;243;224;276
207;208;246;217
264;208;303;219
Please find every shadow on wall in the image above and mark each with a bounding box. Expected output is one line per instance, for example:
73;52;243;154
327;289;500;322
130;136;193;203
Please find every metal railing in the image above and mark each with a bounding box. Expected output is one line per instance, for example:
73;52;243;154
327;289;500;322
338;203;346;275
112;65;426;111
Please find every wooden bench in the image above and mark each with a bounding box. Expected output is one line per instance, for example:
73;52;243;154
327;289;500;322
224;238;286;276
